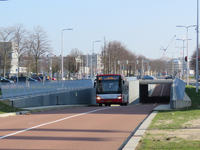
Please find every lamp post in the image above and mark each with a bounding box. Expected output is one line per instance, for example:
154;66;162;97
196;0;199;93
91;40;101;77
167;51;178;76
176;38;191;79
177;25;196;85
61;28;73;80
175;46;185;78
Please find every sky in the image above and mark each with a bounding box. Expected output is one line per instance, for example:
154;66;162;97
0;0;199;60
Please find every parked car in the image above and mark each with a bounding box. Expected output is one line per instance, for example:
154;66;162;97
195;75;200;82
13;77;38;82
0;77;14;83
32;76;42;81
49;77;56;80
165;75;173;79
142;75;154;80
39;76;49;81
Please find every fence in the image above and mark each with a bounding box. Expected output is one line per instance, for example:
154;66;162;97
0;79;93;100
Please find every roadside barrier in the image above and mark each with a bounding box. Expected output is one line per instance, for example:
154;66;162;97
174;77;186;100
0;79;93;100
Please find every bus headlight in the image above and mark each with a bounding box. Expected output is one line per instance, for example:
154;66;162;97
117;95;122;99
96;96;101;100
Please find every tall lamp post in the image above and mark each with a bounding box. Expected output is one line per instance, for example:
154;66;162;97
177;25;196;86
196;0;199;93
61;28;73;80
91;40;101;77
175;46;185;78
176;39;190;79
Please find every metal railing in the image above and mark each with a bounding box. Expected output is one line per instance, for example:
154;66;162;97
0;79;93;100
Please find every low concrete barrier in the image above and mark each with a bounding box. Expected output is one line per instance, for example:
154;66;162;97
171;77;191;109
8;88;96;108
0;80;96;108
0;79;93;100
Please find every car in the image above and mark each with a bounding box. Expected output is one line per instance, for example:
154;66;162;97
13;77;38;82
165;75;173;79
0;76;14;83
49;77;56;80
28;77;38;82
142;75;154;80
195;75;200;82
32;76;42;81
39;76;50;81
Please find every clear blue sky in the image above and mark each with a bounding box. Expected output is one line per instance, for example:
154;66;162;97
0;0;198;60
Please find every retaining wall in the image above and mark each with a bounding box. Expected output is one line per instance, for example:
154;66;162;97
8;88;96;108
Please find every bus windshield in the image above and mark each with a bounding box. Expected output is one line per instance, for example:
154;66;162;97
96;76;122;94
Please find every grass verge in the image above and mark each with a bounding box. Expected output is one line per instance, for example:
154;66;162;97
0;101;24;114
136;86;200;150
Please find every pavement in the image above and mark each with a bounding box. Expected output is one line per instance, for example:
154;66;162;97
0;104;172;150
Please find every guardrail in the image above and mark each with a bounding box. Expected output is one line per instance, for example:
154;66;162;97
0;79;93;100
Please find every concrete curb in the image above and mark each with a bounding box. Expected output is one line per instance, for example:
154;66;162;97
0;111;31;117
123;111;158;150
0;105;90;117
25;105;90;113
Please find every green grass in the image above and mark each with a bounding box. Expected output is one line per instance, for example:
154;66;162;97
0;101;24;114
136;86;200;150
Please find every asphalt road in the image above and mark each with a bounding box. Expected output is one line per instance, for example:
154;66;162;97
0;105;158;150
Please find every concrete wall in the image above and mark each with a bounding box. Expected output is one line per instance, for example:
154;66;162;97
9;88;96;108
129;80;140;105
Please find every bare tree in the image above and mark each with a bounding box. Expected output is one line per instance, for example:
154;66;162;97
13;23;27;77
101;39;136;75
29;26;52;75
0;26;15;77
68;48;84;77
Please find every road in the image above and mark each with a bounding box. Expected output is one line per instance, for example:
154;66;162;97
0;105;158;150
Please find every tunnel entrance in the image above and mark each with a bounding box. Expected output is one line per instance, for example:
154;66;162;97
144;96;170;104
139;83;171;104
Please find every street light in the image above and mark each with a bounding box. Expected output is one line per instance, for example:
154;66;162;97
91;40;101;77
176;25;196;86
175;46;186;78
176;38;191;79
61;28;73;80
167;51;179;76
196;0;199;93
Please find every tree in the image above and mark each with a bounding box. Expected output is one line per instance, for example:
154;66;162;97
0;26;15;77
101;39;136;75
29;26;52;75
13;24;27;77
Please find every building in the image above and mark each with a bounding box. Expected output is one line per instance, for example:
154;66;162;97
0;42;18;78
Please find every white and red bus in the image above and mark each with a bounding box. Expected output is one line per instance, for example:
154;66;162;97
95;74;129;106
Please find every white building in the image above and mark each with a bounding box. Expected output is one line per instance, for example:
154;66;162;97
0;42;18;77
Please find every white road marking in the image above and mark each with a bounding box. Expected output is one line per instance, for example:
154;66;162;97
0;107;113;139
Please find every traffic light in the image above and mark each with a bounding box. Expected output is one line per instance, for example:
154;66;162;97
198;56;200;61
75;70;77;73
185;56;187;62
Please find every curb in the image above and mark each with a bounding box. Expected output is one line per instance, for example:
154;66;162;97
0;105;90;117
0;111;31;118
122;111;158;150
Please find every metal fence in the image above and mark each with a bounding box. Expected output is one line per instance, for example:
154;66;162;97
174;77;186;100
0;79;93;100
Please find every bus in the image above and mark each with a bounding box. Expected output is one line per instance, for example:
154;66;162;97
95;74;129;106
